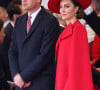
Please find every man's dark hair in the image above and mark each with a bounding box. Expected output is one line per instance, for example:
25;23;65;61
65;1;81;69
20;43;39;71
7;0;21;21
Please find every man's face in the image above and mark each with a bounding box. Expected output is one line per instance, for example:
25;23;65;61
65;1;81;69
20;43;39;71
22;0;41;12
0;7;7;22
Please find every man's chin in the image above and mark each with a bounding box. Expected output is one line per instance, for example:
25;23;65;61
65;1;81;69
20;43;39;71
22;6;28;11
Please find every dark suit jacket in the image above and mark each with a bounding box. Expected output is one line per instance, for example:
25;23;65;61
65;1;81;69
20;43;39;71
0;51;5;80
84;11;100;36
92;66;100;87
0;23;13;79
0;23;13;89
8;7;60;90
2;23;13;80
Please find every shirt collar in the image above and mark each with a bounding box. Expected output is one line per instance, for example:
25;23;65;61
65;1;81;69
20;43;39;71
10;21;14;27
3;20;10;28
28;7;41;24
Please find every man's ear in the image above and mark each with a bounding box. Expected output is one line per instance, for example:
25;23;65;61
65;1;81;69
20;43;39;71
91;4;96;11
91;4;98;14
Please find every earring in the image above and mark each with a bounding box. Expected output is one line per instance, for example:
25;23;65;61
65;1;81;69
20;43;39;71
74;12;77;16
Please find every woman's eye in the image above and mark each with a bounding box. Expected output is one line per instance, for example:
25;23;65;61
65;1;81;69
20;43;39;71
59;5;70;8
65;5;70;8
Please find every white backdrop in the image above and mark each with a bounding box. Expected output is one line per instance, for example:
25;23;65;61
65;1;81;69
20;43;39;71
41;0;49;9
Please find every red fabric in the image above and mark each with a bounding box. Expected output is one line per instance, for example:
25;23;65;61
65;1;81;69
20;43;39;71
93;85;100;90
77;0;92;9
91;59;98;69
55;20;93;90
48;0;92;14
92;35;100;60
48;0;60;14
92;60;100;90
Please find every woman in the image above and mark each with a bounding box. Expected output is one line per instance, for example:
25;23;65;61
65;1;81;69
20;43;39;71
48;0;93;90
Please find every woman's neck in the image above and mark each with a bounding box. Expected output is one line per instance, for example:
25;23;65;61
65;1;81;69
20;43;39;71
66;17;77;25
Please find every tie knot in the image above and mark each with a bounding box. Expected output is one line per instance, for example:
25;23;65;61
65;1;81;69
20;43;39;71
27;15;31;21
27;15;31;24
28;15;31;19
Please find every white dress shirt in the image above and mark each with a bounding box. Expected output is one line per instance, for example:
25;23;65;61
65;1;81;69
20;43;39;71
28;7;42;25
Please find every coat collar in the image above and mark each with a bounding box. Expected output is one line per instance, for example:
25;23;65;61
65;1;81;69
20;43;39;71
55;20;79;60
60;23;73;40
60;20;79;40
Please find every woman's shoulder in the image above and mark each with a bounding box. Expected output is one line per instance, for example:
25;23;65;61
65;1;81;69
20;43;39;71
73;20;87;35
75;20;86;30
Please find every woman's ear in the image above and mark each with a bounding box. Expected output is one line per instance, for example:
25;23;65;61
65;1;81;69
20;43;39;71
75;6;79;14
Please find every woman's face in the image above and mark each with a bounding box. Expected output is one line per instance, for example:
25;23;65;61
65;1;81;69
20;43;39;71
60;0;78;21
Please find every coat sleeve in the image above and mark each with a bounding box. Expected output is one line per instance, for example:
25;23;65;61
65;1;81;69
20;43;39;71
84;11;100;36
20;17;60;82
64;26;93;90
8;20;20;78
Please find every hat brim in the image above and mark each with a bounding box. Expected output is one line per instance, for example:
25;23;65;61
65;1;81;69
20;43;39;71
48;0;60;14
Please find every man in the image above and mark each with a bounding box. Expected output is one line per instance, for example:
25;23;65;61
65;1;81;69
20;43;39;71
5;0;22;45
91;0;100;16
0;1;23;89
0;1;11;90
83;0;100;36
8;0;60;89
89;0;100;60
0;0;11;28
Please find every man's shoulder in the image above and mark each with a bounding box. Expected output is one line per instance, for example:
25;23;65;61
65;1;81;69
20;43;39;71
45;12;57;21
5;23;13;29
16;13;28;22
40;8;58;22
4;23;13;33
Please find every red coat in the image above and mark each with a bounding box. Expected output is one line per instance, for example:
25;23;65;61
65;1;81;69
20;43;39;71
92;34;100;60
55;20;93;90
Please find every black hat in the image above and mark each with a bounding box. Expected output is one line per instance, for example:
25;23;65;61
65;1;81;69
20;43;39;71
0;0;12;8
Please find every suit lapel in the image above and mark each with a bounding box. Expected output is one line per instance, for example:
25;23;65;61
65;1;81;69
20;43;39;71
23;8;45;42
7;23;13;31
19;13;28;43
